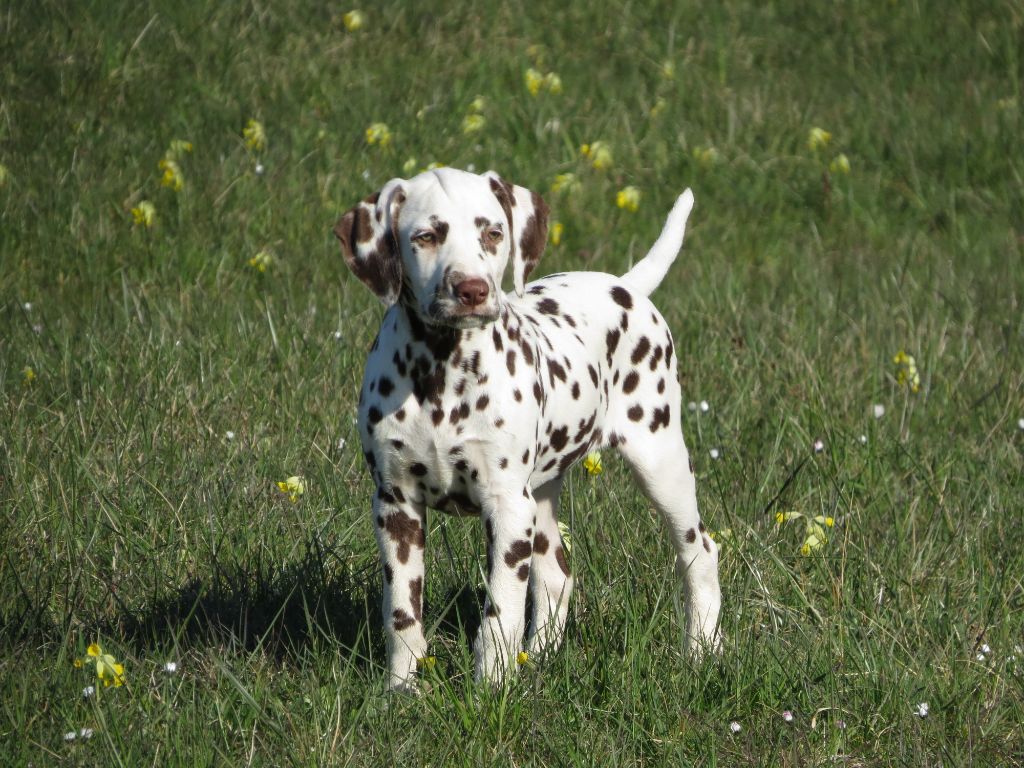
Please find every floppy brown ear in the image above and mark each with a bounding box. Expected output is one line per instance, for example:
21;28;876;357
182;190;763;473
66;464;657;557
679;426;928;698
484;171;549;297
333;179;406;305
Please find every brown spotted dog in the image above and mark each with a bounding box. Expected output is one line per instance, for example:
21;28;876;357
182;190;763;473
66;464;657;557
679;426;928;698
334;168;720;690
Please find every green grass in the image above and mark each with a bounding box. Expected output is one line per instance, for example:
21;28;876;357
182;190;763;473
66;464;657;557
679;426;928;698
2;0;1023;764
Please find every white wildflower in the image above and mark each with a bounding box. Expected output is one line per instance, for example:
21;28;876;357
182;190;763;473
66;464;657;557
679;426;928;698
873;403;886;419
82;685;95;698
729;720;741;733
915;702;929;717
699;400;710;413
709;448;721;460
164;661;178;674
782;710;794;723
813;439;825;453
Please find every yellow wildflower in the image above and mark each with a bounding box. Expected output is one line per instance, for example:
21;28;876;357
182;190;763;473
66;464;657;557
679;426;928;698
83;643;125;687
661;59;675;80
525;67;545;96
416;656;436;670
516;650;530;665
276;475;306;502
73;658;83;668
893;350;921;393
159;158;184;191
829;154;851;174
168;139;193;158
550;221;564;246
525;68;561;96
22;366;35;385
583;450;602;475
462;113;486;134
402;157;418;175
807;127;832;151
616;185;641;212
131;200;155;228
248;250;272;273
365;122;392;148
580;141;612;170
424;161;444;171
243;119;266;152
342;10;366;31
550;172;580;194
692;146;719;167
469;96;486;113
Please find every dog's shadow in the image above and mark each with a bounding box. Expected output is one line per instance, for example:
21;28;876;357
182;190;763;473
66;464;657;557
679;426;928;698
115;538;490;668
116;539;385;664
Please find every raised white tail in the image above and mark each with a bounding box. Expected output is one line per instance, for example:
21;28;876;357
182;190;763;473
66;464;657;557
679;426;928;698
620;189;694;297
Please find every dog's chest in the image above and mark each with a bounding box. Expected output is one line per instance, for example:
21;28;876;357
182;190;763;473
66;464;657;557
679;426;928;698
358;290;608;510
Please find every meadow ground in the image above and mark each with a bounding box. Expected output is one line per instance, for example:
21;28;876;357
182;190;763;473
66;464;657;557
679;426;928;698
2;1;1023;764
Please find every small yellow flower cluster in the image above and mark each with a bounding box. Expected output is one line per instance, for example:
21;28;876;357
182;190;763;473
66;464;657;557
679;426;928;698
525;67;562;96
131;200;156;228
243;119;266;152
830;154;851;174
775;511;834;556
549;221;564;247
342;10;366;31
159;138;192;191
248;250;272;273
365;122;393;149
580;141;612;170
516;650;530;665
416;655;436;670
22;366;35;385
277;475;306;502
893;350;921;393
807;127;832;151
462;97;486;135
78;643;126;688
550;172;580;195
616;185;641;213
660;59;675;80
808;127;851;174
692;146;719;167
583;450;602;475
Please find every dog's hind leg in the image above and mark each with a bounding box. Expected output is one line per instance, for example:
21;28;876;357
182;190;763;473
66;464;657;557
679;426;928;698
614;424;721;656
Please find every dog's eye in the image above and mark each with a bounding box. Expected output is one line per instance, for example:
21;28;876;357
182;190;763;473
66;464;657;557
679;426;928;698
487;228;503;243
412;231;437;246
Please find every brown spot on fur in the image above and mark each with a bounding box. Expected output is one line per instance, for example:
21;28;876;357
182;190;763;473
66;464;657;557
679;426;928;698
685;528;697;543
392;609;415;631
534;531;550;555
631;336;651;365
555;546;570;576
627;405;644;421
622;370;640;394
517;564;530;581
610;286;633;309
409;577;423;621
504;539;533;567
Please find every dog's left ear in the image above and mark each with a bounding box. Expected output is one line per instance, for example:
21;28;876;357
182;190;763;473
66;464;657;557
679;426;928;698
333;178;407;306
484;171;549;297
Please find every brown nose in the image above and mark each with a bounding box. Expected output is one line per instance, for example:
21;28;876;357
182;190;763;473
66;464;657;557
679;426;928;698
454;278;489;307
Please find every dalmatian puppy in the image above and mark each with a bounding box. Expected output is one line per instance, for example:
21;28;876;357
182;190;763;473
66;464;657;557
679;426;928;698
334;168;720;690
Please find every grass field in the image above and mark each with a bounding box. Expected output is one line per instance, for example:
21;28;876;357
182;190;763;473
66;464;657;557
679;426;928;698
3;0;1024;764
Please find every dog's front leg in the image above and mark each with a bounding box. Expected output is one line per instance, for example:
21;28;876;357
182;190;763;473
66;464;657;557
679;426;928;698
372;488;428;692
474;488;537;683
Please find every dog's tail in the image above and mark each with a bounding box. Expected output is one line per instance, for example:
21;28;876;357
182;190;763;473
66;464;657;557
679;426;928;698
619;189;694;297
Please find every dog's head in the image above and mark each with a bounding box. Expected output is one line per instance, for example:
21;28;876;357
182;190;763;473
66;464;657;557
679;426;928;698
334;168;548;328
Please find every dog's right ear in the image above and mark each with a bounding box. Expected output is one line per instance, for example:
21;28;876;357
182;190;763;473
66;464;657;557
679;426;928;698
333;179;406;305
